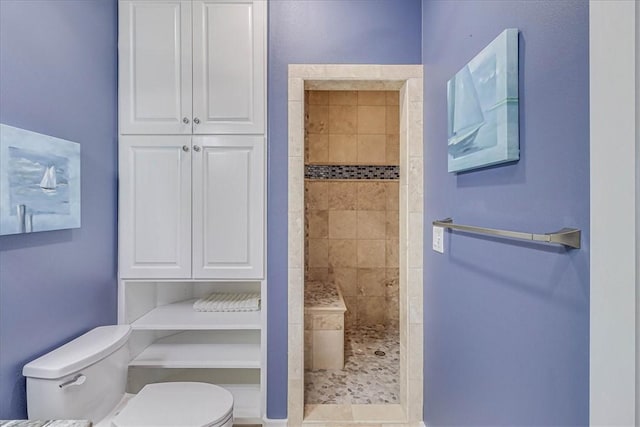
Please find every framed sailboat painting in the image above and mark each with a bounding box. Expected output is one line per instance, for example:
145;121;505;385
447;28;519;173
0;124;81;235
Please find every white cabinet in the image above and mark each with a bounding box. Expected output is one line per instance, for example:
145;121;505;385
119;0;265;135
118;136;192;278
119;1;192;134
192;136;264;278
118;2;266;422
119;135;264;279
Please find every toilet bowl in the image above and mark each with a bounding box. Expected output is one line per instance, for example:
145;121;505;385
22;325;233;427
113;382;233;427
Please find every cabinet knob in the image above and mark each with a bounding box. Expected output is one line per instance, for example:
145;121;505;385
182;145;190;152
182;117;190;124
193;117;200;125
193;145;201;152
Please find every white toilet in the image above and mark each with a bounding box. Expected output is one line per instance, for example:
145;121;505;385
22;325;234;427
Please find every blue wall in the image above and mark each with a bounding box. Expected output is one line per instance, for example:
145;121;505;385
0;1;118;418
267;0;422;418
422;1;589;425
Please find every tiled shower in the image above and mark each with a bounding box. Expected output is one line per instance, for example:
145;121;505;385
303;90;400;404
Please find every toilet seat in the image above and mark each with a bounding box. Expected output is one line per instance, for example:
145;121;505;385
112;382;234;427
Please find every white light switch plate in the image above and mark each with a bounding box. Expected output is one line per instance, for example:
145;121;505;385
433;226;444;253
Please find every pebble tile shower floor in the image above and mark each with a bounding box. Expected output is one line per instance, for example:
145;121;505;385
304;325;399;404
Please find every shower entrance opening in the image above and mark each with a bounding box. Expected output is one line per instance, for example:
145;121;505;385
287;65;424;426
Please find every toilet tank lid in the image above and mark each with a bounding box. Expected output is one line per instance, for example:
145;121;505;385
23;325;131;379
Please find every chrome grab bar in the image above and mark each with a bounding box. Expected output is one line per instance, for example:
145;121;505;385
432;218;581;249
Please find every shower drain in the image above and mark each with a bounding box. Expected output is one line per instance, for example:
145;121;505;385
374;350;386;357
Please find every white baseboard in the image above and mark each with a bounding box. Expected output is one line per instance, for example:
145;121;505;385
262;418;287;426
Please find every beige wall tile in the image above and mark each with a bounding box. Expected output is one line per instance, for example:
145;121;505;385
289;101;304;157
308;238;328;268
328;182;357;210
358;90;386;106
386;105;400;135
408;157;423;213
357;134;386;163
357;239;386;268
329;105;357;134
386;210;399;238
386;267;399;283
357;182;386;210
343;295;358;328
385;90;400;105
288;379;303;426
329;90;357;105
308;104;329;134
407;78;423;102
289;214;303;269
308;133;329;163
328;134;358;163
288;323;303;379
407;379;423;421
357;268;386;296
386;238;399;268
307;209;328;238
306;267;328;282
333;267;358;296
408;101;424;157
304;330;313;369
312;330;344;369
308;90;329;105
329;239;357;268
304;312;313;330
357;210;386;239
304;404;353;422
329;210;357;239
288;78;303;101
408;213;423;268
386;134;400;165
385;182;399;211
350;404;405;422
289;268;303;324
408;268;423;301
306;181;328;210
289;156;304;213
357;105;386;134
409;294;423;325
357;296;386;325
386;90;400;106
313;313;344;330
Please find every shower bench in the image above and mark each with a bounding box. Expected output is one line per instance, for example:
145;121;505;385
304;281;347;370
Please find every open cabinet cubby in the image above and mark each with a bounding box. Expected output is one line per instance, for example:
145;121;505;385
119;280;265;424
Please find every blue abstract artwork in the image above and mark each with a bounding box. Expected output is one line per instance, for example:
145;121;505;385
0;124;81;235
447;28;519;173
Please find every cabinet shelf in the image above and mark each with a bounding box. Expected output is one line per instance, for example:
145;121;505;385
130;331;260;369
131;299;261;331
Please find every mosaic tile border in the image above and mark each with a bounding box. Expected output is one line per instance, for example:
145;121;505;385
305;165;400;180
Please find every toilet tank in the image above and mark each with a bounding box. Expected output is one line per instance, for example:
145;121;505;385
23;325;131;422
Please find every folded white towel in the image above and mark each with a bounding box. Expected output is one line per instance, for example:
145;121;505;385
193;292;261;312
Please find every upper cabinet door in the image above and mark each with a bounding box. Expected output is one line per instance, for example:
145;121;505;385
192;0;265;134
192;135;264;279
119;135;192;278
119;1;193;134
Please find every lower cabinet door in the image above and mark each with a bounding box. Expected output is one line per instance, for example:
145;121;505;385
119;135;192;278
191;135;264;279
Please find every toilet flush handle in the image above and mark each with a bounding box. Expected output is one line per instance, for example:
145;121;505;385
58;374;86;389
